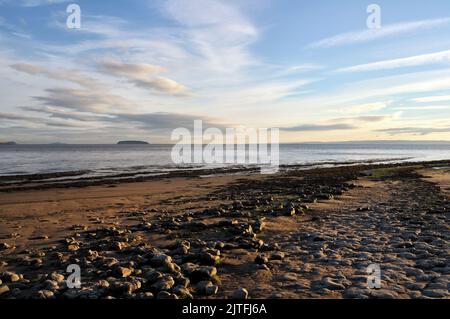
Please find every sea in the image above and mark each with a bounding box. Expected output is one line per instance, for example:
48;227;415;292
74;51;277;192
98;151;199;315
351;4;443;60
1;142;450;181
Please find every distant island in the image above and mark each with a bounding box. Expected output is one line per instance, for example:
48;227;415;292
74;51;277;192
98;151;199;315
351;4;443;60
117;141;149;145
0;141;17;145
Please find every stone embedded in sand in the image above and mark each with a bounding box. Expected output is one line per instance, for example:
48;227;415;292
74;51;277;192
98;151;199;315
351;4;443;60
33;290;55;299
96;280;110;289
190;266;217;282
162;261;181;274
0;285;10;295
156;291;178;299
285;208;297;216
422;289;450;298
252;220;266;233
270;251;285;260
135;291;154;299
110;280;142;295
255;254;269;265
114;267;133;278
42;279;60;291
72;224;88;231
50;272;65;283
111;241;128;251
343;287;368;299
232;288;249;299
196;280;218;296
67;244;80;252
1;271;21;283
149;253;172;267
369;289;399;299
0;243;13;250
320;277;346;290
174;274;190;288
151;275;175;291
145;271;164;284
173;285;193;299
86;250;99;261
198;252;220;266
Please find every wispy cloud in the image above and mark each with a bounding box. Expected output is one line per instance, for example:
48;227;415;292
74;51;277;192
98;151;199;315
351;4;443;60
411;95;450;103
162;0;259;74
377;126;450;136
11;63;136;113
337;50;450;73
280;114;395;133
96;58;191;97
309;17;450;49
0;0;69;7
393;105;450;111
281;123;356;132
338;102;390;114
11;63;101;89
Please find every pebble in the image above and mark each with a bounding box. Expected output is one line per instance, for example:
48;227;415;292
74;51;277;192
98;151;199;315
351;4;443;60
232;288;249;299
50;272;65;283
0;243;12;250
321;277;346;290
369;289;399;299
157;291;178;299
1;271;20;283
196;281;218;296
190;266;217;281
67;244;80;252
173;285;193;299
115;267;133;278
0;285;10;295
151;276;175;291
422;289;449;298
270;251;285;260
150;253;172;267
33;290;55;299
255;254;269;265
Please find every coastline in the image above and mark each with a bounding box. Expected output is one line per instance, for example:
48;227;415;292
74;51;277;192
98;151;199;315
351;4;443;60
0;158;448;192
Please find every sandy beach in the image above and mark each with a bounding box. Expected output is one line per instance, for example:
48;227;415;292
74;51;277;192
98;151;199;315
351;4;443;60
0;161;449;299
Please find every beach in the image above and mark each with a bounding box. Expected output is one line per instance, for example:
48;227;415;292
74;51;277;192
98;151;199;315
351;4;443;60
0;160;449;299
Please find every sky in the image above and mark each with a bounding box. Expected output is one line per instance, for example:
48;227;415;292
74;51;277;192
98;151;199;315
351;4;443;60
1;0;450;143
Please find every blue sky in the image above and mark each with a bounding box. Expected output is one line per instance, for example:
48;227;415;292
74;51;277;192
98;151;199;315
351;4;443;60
1;0;450;143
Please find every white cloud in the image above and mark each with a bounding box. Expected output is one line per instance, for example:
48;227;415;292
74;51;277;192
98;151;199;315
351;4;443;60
411;95;450;103
309;17;450;49
96;58;190;96
337;50;450;73
394;105;450;111
163;0;259;74
0;0;69;7
339;102;390;114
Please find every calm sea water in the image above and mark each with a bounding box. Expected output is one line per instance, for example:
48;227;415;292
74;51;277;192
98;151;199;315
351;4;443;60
1;143;450;177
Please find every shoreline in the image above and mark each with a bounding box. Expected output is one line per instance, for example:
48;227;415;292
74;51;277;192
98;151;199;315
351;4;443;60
1;158;449;193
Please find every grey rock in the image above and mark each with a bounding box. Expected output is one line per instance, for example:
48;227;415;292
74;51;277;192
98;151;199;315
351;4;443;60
422;289;449;298
156;291;178;299
173;285;193;299
151;275;175;291
232;288;249;299
196;281;218;296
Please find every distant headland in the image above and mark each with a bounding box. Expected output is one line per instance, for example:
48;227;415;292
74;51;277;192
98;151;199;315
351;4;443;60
117;141;149;145
0;141;17;145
